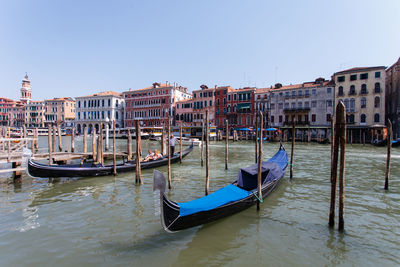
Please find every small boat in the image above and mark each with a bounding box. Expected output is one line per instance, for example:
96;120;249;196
153;144;288;232
28;143;194;178
392;139;400;147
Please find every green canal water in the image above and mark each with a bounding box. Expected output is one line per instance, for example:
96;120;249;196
0;137;399;266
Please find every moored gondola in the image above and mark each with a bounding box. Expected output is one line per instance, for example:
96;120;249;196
28;143;194;178
153;144;288;232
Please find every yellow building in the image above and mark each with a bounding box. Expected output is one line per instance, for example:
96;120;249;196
25;100;45;128
44;97;76;127
334;66;386;142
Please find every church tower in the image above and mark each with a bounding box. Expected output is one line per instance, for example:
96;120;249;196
20;73;32;103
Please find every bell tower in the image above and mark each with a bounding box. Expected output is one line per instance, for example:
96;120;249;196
20;73;32;103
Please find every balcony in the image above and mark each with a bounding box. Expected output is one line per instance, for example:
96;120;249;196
360;90;368;95
374;88;381;93
284;121;309;126
337;92;345;96
283;107;311;113
348;91;357;96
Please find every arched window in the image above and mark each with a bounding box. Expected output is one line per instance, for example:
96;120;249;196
360;114;366;123
361;97;367;108
338;86;344;96
350;98;355;112
374;96;380;108
217;99;220;106
374;82;381;93
349;85;356;95
361;84;367;94
344;99;349;112
374;113;380;123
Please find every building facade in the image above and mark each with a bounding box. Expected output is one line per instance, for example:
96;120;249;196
386;57;400;138
254;88;271;128
75;91;124;134
214;86;234;128
9;102;25;127
334;66;386;142
226;87;256;129
44;97;76;127
123;82;191;127
0;98;14;126
192;85;216;126
25;101;45;128
175;99;193;126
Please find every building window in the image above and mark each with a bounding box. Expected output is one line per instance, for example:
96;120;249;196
326;100;332;107
291;103;295;109
346;114;355;124
374;96;380;108
338;86;344;96
285;103;289;109
298;102;302;108
304;101;309;108
327;87;332;94
305;90;310;96
298;90;303;97
374;83;381;93
217;99;220;106
84;101;87;108
311;114;316;122
337;76;345;82
360;114;366;123
311;101;317;108
271;116;274;123
292;91;296;97
279;115;282;123
374;113;380;123
271;103;275;109
361;84;368;94
278;103;283;109
350;98;355;112
350;74;357;81
361;97;367;108
375;71;381;78
108;99;111;106
349;85;356;95
360;73;368;80
312;89;316;95
285;92;290;98
326;114;331;121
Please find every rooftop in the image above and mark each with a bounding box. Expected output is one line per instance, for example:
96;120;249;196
334;66;386;75
77;91;122;98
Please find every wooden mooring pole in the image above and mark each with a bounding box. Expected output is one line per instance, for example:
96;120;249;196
255;114;258;163
167;118;171;189
201;122;204;167
205;110;210;195
329;102;346;230
290;119;295;179
127;128;132;161
57;123;62;151
135;120;142;184
52;124;56;152
385;119;392;190
225;119;229;170
257;111;263;210
92;130;97;162
161;126;165;156
71;126;75;153
180;123;183;163
83;126;87;153
113;120;117;175
99;123;104;164
47;124;53;165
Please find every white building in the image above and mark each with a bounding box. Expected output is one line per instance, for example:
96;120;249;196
75;91;124;134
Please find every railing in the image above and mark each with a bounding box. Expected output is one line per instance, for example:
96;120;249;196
374;88;381;93
283;107;311;112
338;92;345;96
349;91;357;96
360;90;368;95
284;121;309;126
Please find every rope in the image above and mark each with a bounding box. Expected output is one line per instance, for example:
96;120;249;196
253;192;263;203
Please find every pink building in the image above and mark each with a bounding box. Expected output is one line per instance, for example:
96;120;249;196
123;82;192;127
192;85;216;126
0;98;25;127
175;99;193;126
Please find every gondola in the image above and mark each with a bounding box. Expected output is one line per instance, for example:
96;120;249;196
153;144;288;232
28;143;194;178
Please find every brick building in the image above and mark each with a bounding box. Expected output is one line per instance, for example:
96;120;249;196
386;57;400;138
123;82;191;127
192;85;216;126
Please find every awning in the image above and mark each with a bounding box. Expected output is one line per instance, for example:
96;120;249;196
237;103;251;109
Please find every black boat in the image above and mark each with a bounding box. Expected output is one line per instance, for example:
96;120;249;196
28;143;194;178
153;145;288;232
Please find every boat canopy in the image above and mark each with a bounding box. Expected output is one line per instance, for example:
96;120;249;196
176;149;288;217
178;185;251;216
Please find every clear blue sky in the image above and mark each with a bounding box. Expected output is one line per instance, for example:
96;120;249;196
0;0;399;100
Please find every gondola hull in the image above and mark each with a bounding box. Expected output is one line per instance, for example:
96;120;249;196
161;177;283;232
153;146;288;232
28;143;193;178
